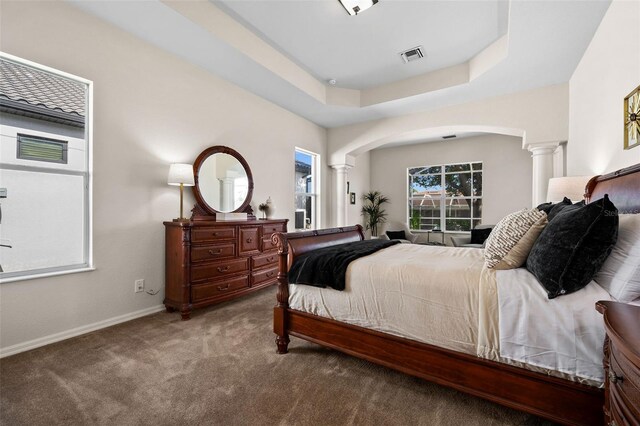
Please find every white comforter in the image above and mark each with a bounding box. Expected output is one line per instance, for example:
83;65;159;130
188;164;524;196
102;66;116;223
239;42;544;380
289;243;609;386
290;244;488;356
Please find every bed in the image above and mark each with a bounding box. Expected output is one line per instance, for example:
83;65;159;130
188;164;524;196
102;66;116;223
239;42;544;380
272;163;640;425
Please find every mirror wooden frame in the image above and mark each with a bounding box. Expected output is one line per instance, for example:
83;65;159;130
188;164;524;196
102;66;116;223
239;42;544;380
191;145;255;220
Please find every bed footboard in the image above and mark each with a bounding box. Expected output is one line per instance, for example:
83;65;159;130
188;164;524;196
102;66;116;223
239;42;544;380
271;225;364;354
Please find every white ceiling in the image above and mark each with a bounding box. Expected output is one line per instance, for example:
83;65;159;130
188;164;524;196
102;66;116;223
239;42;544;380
216;0;509;89
70;0;611;129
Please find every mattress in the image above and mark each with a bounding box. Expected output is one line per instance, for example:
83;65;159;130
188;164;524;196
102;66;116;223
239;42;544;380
288;243;609;386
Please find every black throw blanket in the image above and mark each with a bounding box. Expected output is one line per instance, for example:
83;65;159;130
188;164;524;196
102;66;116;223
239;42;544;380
288;239;400;291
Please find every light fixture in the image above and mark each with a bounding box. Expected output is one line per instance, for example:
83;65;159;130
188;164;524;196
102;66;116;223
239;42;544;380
546;176;592;203
168;163;195;222
339;0;378;16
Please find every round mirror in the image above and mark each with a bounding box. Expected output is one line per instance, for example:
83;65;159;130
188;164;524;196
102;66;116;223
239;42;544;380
193;146;254;216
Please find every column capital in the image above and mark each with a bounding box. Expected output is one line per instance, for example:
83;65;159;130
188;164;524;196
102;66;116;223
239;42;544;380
330;163;353;171
329;154;356;169
524;140;565;155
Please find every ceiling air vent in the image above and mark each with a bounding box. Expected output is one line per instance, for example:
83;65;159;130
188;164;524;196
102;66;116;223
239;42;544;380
442;135;457;139
400;46;425;64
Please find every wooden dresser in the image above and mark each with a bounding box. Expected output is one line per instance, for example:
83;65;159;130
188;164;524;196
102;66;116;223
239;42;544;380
164;219;288;320
597;301;640;425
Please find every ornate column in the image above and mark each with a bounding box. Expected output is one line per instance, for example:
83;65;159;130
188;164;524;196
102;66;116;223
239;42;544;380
331;164;352;227
525;141;563;206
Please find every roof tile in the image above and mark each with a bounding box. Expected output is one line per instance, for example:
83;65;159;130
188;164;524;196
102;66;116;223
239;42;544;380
0;59;85;117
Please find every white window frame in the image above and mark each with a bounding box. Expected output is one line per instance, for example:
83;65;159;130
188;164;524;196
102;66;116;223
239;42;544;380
294;147;321;230
407;161;482;233
0;52;94;283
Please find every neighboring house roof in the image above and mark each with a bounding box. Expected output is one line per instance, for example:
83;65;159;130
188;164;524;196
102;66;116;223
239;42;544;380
0;59;85;127
295;160;311;175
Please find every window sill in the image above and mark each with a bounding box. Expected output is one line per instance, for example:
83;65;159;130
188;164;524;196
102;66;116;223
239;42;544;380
0;266;96;284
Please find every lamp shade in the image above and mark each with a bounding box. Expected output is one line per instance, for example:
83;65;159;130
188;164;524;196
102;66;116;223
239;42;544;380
168;163;195;186
546;176;591;203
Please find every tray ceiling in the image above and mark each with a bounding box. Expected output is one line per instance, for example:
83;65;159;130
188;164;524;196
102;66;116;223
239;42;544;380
70;0;611;128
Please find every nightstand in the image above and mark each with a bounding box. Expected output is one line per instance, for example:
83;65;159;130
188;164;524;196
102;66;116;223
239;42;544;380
596;301;640;425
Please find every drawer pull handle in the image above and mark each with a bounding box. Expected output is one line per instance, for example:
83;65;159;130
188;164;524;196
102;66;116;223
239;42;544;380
267;256;275;262
246;238;253;243
217;284;230;291
208;249;222;255
272;228;277;231
217;266;230;273
211;232;218;236
609;370;623;384
267;271;275;277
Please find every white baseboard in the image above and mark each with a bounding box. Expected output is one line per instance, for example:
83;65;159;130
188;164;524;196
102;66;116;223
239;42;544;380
0;304;166;358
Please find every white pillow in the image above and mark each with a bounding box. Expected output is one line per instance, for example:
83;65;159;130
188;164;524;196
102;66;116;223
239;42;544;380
595;214;640;302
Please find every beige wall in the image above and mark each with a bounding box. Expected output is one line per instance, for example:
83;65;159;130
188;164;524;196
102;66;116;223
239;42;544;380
345;152;370;230
369;135;532;243
568;0;640;175
0;1;327;354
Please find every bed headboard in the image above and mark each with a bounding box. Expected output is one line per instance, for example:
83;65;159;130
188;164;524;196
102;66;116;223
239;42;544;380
585;163;640;214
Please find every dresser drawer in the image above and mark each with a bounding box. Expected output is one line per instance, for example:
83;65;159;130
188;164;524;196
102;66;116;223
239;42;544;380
239;227;260;254
262;235;278;252
610;347;640;420
191;258;249;282
251;252;278;269
192;227;235;242
191;275;249;302
252;267;277;286
263;222;286;236
191;243;235;262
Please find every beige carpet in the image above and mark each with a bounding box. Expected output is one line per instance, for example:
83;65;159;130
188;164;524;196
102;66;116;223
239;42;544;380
0;288;553;425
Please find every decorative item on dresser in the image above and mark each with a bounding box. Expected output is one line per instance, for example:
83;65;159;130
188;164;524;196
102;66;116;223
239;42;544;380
596;301;640;426
164;146;288;320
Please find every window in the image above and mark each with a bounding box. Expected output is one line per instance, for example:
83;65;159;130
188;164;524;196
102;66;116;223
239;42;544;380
0;53;92;281
294;148;320;230
17;134;68;164
408;162;482;232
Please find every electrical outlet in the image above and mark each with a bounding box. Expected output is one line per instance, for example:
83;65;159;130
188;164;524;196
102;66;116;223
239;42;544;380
135;279;145;293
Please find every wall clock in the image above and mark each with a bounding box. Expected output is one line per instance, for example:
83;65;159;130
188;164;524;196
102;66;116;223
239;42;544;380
624;84;640;150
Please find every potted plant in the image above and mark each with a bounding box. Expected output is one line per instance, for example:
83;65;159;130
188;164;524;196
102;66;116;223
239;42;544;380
258;203;269;219
361;191;389;238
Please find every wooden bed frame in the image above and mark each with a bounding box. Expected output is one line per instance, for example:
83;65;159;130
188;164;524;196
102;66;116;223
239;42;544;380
272;162;640;426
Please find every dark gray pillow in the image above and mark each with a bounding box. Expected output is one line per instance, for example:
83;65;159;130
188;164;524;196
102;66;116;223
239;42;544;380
386;230;406;240
536;197;571;215
526;195;618;299
538;197;573;220
547;200;585;222
536;202;553;213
